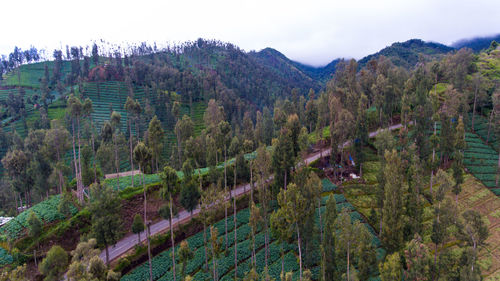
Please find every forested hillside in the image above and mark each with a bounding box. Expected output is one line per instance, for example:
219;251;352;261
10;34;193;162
0;37;499;281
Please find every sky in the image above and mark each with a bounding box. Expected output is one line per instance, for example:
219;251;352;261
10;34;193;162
1;0;500;67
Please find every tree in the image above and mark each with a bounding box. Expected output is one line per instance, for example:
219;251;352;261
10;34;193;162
270;202;292;277
178;240;194;280
58;192;74;219
92;43;99;66
379;252;402;281
210;226;223;281
39;245;68;281
199;185;224;271
336;209;362;281
27;211;42;266
124;97;141;186
110;111;123;188
356;226;377;280
458;210;489;276
276;183;314;280
2;149;29;212
131;214;145;244
453;116;466;204
89;183;121;266
250;203;264;269
272;128;295;193
67;94;84;203
175;115;194;167
160;165;180;281
217;120;231;252
148;116;164;172
404;234;431;280
381;149;406;252
44;123;71;194
321;195;338;281
180;179;200;218
67;238;113;281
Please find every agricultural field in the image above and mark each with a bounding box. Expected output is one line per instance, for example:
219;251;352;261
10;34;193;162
454;174;500;279
121;178;385;281
0;195;78;241
1;61;72;89
468;113;499;152
464;131;499;191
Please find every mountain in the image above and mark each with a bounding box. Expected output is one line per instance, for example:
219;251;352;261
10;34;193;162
452;34;500;52
358;39;454;69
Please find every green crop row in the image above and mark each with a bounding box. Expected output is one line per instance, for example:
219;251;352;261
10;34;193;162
0;195;78;240
321;178;338;193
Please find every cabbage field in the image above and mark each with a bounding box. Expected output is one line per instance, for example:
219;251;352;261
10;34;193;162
121;179;385;281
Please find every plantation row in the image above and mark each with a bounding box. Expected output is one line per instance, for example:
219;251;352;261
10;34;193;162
0;195;78;240
122;179;385;281
468;113;498;152
463;130;499;190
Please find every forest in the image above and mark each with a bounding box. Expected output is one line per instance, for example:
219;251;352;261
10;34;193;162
0;37;499;281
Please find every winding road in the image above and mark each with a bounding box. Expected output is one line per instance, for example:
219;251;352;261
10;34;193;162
99;123;405;263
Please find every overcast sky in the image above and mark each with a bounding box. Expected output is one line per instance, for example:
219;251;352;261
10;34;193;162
1;0;500;66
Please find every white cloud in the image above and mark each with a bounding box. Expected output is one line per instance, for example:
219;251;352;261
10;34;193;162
1;0;499;66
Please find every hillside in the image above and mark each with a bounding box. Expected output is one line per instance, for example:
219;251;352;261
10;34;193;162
452;34;500;52
358;39;454;69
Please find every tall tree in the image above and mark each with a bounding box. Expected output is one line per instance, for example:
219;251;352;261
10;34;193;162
336;209;362;281
175;115;194;167
381;149;406;252
67;94;84;203
131;214;145;244
88;183;121;266
147;116;164;172
160;166;180;281
133;142;153;281
178;240;194;281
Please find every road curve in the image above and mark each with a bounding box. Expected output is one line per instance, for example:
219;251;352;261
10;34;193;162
100;123;404;263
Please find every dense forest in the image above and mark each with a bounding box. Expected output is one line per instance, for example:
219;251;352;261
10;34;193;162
0;36;499;281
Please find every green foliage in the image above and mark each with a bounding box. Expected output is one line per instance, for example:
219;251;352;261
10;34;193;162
0;247;13;267
38;245;68;281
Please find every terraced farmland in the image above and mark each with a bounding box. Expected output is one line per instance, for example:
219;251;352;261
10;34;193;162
1;61;72;89
464;131;499;192
0;195;78;241
121;178;385;281
469;113;499;152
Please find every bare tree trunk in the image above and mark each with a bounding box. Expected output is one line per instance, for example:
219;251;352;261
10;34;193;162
204;223;208;271
233;163;238;279
472;88;478;131
114;134;120;189
129;120;134;186
297;225;303;280
90;115;97;183
170;194;176;281
77;117;83;200
71;119;81;203
224;146;228;252
318;198;323;243
141;165;153;281
347;242;350;281
487;110;494;144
